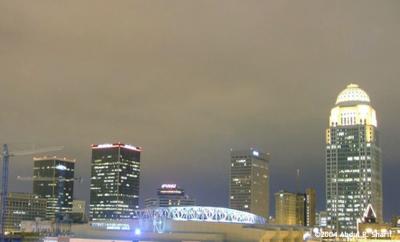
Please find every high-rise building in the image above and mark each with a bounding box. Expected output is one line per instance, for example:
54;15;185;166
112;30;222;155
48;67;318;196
296;193;306;225
229;149;270;218
305;188;316;227
275;189;315;226
33;156;75;219
145;184;196;208
0;192;47;232
275;191;297;225
90;143;141;221
326;84;383;232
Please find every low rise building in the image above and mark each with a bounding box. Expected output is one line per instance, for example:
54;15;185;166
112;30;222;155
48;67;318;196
41;206;312;242
0;192;47;232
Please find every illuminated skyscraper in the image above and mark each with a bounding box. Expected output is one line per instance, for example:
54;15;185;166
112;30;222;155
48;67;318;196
326;84;382;232
229;149;270;218
89;143;141;221
33;157;75;219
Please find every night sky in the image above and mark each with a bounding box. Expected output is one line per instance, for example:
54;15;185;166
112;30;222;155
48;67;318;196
1;0;400;221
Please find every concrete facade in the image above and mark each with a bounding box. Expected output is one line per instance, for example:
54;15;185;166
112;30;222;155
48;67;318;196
44;221;308;242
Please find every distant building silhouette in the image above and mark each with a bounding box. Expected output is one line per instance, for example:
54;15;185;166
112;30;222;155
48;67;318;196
145;184;195;208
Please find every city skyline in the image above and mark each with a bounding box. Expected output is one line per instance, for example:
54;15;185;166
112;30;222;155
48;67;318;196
1;0;400;223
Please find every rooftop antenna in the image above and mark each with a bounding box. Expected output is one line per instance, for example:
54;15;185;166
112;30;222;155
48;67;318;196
296;168;301;193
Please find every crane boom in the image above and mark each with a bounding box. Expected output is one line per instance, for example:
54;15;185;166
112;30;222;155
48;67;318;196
10;146;64;157
16;176;83;183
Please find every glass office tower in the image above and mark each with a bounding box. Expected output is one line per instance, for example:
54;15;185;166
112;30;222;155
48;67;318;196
326;84;382;232
33;157;75;219
229;149;270;218
90;143;141;221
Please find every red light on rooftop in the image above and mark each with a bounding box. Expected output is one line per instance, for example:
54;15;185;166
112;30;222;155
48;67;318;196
91;143;142;152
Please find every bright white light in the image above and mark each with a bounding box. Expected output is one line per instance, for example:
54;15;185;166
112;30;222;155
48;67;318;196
134;228;141;236
303;232;312;241
123;144;141;151
236;159;246;163
97;144;114;148
55;164;67;171
252;151;259;156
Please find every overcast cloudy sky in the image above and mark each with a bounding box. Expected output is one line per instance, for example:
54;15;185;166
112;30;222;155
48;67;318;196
1;0;399;220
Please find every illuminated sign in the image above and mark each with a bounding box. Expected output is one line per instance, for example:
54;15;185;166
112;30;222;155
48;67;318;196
159;190;183;195
92;222;130;231
161;184;177;189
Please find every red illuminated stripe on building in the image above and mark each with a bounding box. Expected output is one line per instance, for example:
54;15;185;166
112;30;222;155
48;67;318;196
91;143;142;152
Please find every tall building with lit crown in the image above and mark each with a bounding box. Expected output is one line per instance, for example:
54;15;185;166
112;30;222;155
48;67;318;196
33;156;75;220
229;149;270;218
326;84;382;232
90;143;141;221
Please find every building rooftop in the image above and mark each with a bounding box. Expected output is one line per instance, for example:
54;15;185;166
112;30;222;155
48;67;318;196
335;83;371;105
91;143;142;152
33;156;76;163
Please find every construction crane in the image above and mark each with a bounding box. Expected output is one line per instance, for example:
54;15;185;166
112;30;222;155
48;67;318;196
16;176;83;183
16;176;83;236
0;144;63;241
